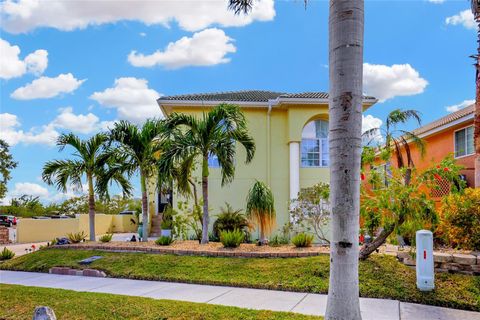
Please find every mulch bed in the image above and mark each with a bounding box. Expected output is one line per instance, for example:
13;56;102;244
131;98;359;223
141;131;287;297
53;240;330;258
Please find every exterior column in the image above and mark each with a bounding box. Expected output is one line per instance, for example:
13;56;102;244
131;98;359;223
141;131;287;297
289;141;300;201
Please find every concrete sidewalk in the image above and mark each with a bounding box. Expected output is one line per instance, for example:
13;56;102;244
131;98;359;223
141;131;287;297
0;270;478;320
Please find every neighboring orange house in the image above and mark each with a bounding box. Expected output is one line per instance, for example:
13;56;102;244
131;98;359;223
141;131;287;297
407;104;476;189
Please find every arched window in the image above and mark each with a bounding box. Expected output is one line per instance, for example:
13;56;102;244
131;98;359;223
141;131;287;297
301;119;329;167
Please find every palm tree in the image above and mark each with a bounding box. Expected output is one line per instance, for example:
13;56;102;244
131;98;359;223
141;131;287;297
162;103;255;244
42;133;132;241
246;181;275;244
109;119;165;242
471;1;480;188
228;1;365;318
359;109;424;259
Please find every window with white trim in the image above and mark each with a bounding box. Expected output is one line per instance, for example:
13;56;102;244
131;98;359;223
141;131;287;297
454;126;474;158
301;120;329;167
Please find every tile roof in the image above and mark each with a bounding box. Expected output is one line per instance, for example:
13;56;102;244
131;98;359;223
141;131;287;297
158;90;376;103
413;104;475;136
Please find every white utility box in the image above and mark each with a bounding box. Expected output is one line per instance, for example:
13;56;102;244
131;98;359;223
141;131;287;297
416;230;434;291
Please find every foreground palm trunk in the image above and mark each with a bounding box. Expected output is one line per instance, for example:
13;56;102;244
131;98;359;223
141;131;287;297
87;174;96;242
473;1;480;188
325;1;364;319
201;156;209;244
141;174;149;242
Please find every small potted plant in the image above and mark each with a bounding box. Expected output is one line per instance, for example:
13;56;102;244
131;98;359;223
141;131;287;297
160;220;172;237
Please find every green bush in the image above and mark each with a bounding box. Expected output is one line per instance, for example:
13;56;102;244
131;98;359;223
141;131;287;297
0;247;15;260
269;234;289;247
67;231;86;243
220;229;244;248
99;233;113;243
291;233;314;248
155;236;173;246
213;203;250;239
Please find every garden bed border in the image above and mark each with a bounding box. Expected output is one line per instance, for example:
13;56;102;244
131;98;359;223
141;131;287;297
52;244;328;258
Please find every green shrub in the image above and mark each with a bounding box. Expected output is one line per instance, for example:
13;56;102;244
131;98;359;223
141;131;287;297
155;236;173;246
0;247;15;260
291;233;314;248
99;233;113;243
437;188;480;250
220;229;244;248
269;234;289;247
213;203;250;239
67;231;87;243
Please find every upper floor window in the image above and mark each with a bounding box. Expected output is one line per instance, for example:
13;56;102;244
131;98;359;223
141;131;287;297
454;126;474;158
301;119;329;167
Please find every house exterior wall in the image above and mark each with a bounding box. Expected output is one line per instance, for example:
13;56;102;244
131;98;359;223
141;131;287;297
165;104;331;234
393;121;476;188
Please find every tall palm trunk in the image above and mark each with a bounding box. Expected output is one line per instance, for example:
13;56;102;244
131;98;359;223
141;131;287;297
140;173;149;242
87;173;96;242
201;155;209;244
474;3;480;188
325;1;364;319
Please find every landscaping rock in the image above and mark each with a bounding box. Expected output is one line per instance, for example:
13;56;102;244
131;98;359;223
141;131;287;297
403;257;416;266
471;264;480;275
397;251;412;260
33;306;56;320
49;267;70;275
452;254;476;265
433;252;452;263
82;269;106;277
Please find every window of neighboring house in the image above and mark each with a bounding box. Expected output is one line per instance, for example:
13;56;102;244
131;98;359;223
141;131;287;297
301;120;329;167
370;162;391;188
454;126;474;158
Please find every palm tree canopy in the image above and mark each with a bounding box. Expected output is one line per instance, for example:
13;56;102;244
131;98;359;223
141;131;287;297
161;103;255;185
42;132;132;199
109;119;166;178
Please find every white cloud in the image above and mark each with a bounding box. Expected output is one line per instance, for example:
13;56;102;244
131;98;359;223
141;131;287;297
363;63;428;102
0;112;59;146
362;114;384;145
445;99;475;113
0;38;48;79
139;32;146;37
90;77;162;123
128;28;236;69
446;10;475;30
10;73;85;100
0;0;275;34
52;107;114;134
428;0;445;4
9;182;50;198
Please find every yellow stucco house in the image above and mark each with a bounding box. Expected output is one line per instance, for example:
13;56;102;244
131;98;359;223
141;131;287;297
156;90;377;234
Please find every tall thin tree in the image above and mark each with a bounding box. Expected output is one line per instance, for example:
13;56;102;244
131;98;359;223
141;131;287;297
109;119;165;241
42;133;132;241
471;0;480;188
162;103;255;244
228;1;365;318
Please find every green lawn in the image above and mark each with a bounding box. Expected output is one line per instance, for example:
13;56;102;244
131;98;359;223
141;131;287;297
0;284;321;320
1;248;479;311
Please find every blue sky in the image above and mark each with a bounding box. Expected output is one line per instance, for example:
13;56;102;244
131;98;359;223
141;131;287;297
0;0;475;203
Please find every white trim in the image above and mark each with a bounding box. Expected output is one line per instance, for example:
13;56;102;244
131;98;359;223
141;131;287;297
289;142;300;201
417;113;474;139
453;125;475;159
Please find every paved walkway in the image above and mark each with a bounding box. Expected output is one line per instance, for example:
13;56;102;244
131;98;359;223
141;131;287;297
0;270;478;320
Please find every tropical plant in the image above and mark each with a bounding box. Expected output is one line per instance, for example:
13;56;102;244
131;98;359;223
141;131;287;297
0;247;15;260
268;234;289;247
67;231;87;243
161;103;255;244
220;229;244;248
289;183;330;244
213;203;250;239
99;233;113;243
291;233;314;248
359;157;465;260
42;133;132;241
246;181;275;244
109;119;165;242
155;235;173;246
437;188;480;250
0;139;18;200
